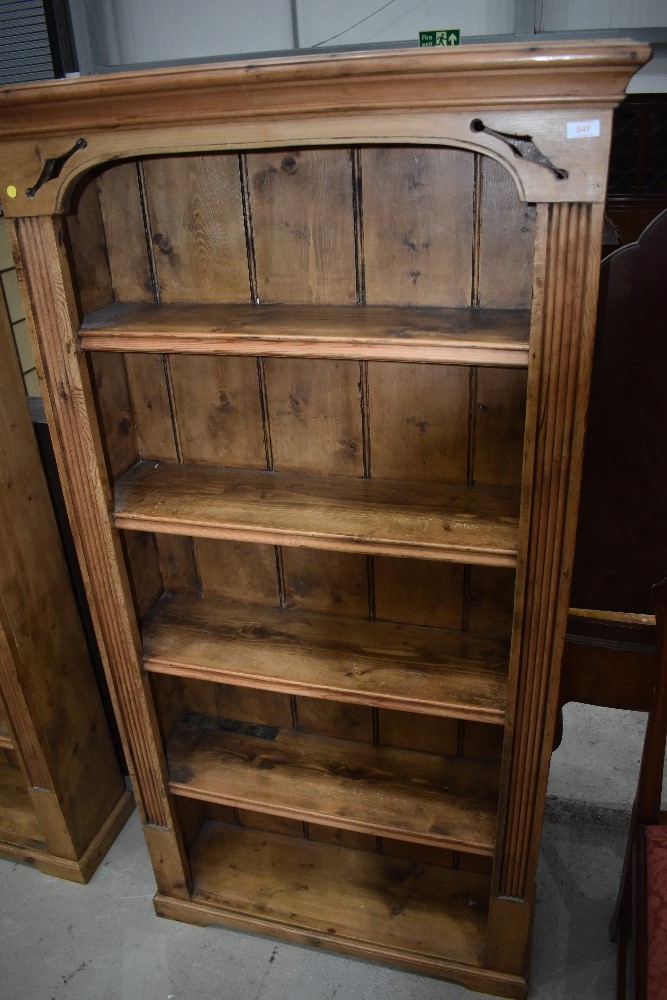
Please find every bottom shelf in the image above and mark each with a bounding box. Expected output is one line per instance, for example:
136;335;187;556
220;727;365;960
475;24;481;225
190;821;490;966
0;763;45;851
168;820;497;972
155;821;527;995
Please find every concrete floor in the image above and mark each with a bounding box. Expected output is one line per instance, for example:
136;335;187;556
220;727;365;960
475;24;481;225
0;704;659;1000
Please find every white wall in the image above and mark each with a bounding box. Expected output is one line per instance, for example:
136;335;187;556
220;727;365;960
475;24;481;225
541;0;666;32
295;1;514;49
69;0;667;74
81;0;294;66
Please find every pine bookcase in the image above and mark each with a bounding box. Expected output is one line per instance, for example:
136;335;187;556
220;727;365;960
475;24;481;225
0;40;649;996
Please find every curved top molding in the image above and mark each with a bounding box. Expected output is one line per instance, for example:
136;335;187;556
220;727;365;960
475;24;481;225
0;40;651;137
0;40;651;216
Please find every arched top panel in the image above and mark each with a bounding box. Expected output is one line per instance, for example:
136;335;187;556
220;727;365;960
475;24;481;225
0;39;650;217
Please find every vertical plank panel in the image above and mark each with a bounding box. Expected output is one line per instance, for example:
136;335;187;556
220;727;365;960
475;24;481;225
249;146;362;741
124;353;178;461
281;549;368;618
383;837;456;869
88;353;138;480
308;823;377;853
468;567;516;636
463;722;504;763
169;355;266;467
295;696;373;743
216;684;292;729
96;161;154;302
363;147;474;307
377;710;459;756
142;154;250;302
236;809;304;838
478;158;536;309
248;148;356;305
264;357;363;476
155;535;199;595
374;558;464;629
368;362;469;483
180;677;219;717
65;174;114;315
473;368;527;487
123;531;162;618
363;148;474;642
195;539;279;607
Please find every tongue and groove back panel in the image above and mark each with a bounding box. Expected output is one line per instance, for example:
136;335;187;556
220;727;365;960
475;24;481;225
66;144;531;863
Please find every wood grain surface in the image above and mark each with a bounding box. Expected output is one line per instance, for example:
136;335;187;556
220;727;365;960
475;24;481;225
79;300;531;366
167;715;499;854
115;461;520;566
143;593;509;723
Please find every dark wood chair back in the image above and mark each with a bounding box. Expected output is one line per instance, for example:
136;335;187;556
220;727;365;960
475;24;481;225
612;577;667;999
571;209;667;615
559;209;667;719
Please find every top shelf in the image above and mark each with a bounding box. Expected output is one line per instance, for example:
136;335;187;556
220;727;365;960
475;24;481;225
79;302;531;367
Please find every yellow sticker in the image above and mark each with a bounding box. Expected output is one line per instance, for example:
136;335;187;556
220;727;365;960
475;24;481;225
6;185;17;199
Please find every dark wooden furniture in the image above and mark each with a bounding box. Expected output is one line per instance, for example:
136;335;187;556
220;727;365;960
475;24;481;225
0;41;649;998
0;267;132;882
606;94;667;249
559;207;667;722
612;577;667;1000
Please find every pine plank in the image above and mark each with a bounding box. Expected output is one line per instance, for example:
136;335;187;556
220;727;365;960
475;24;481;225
378;709;460;757
473;368;528;488
188;820;489;967
79;302;530;366
142;154;250;303
89;352;138;480
142;593;508;724
124;353;178;461
195;539;280;604
248;148;356;306
368;361;470;481
374;557;464;629
167;715;499;854
362;147;474;307
294;694;373;743
478;158;536;310
96;161;154;302
0;764;45;850
168;355;267;467
281;548;369;618
64;174;114;314
264;357;363;476
115;461;519;566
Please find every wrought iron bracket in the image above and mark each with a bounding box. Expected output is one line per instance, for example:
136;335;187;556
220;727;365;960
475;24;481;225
470;119;568;181
26;138;88;199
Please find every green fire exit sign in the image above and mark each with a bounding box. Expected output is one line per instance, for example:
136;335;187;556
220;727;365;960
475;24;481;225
419;29;460;46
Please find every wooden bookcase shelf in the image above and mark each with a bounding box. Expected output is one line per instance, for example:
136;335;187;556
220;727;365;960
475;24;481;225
143;594;509;724
162;820;492;976
0;40;649;998
167;713;499;854
79;302;531;366
114;462;520;567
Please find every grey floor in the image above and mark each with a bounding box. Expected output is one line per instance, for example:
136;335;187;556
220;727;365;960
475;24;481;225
0;704;658;1000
